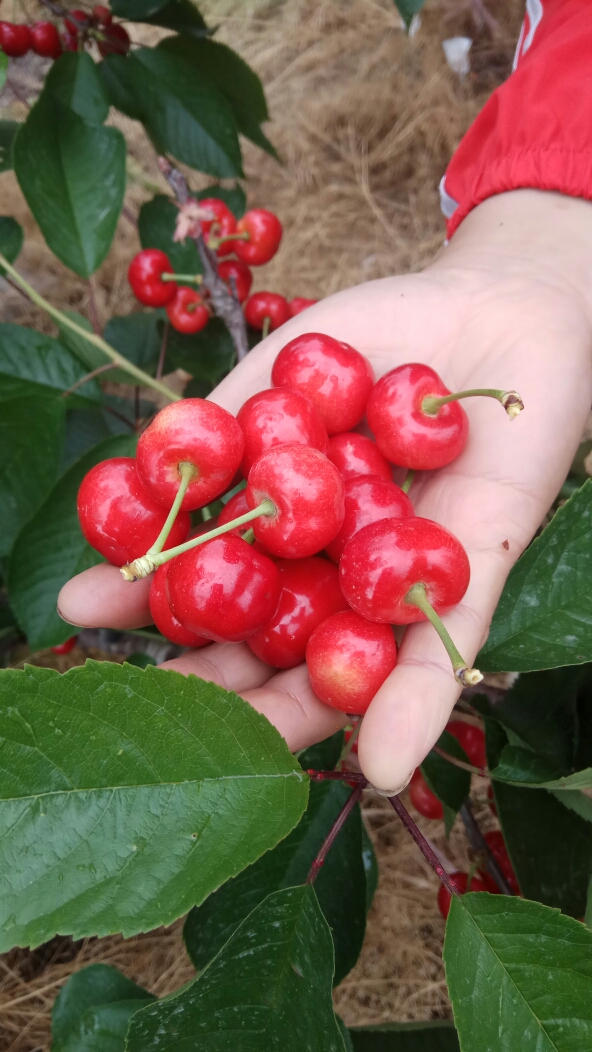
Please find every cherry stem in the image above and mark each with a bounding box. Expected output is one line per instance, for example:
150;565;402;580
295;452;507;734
433;744;488;778
306;780;366;885
306;770;366;782
162;273;203;285
405;583;483;687
338;717;361;767
207;230;250;250
388;792;459;897
261;317;271;340
147;462;198;557
401;469;415;494
242;527;256;545
120;498;276;580
459;800;515;896
422;388;524;420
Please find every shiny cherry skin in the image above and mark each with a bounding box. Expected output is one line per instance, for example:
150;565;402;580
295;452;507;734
77;458;190;566
325;474;413;563
128;249;176;307
366;363;469;470
217;489;271;554
234;208;282;266
93;5;112;24
437;872;492;919
0;23;32;56
289;297;318;317
136;398;244;512
97;22;130;56
149;563;210;648
246;444;345;558
271;333;375;434
244;292;290;332
218;259;252;303
481;831;520;894
306;610;397;715
247;557;348;669
447;720;487;769
326;431;392;482
339;516;470;624
64;8;89;34
199;198;237;254
30;21;62;58
237;387;328;477
167;535;281;643
408;769;444;819
51;635;78;655
166;287;209;334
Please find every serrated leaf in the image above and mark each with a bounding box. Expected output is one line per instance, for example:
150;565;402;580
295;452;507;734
7;434;136;649
0;661;308;951
479;481;592;672
0;119;19;173
52;964;155;1052
138;194;201;275
349;1022;459;1051
421;729;470;835
128;885;345;1052
0;217;23;275
0;323;100;403
445;894;592;1051
491;745;592;790
45;52;110;123
184;778;367;985
110;0;208;35
163;316;235;395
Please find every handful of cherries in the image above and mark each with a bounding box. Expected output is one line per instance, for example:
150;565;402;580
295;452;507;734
77;330;523;717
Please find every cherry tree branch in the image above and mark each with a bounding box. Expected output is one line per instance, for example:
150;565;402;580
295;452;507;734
306;780;366;885
388;792;459;897
460;800;514;896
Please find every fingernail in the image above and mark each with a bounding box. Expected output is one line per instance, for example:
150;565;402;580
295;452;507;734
56;605;81;627
370;772;413;797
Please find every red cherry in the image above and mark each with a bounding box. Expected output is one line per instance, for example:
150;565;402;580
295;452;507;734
244;292;290;332
326;431;392;482
366;363;469;470
97;22;130;56
30;21;62;58
482;831;520;894
306;610;397;715
247;557;348;669
339;517;470;624
167;535;281;643
199;198;237;255
217;259;252;303
237;387;328;477
92;5;112;25
437;871;492;920
136;399;244;512
325;474;413;563
51;635;78;655
234;209;282;266
0;22;32;56
447;720;487;769
149;563;210;648
64;8;89;34
271;333;375;434
408;769;444;819
487;783;497;816
77;458;190;566
128;249;176;307
289;297;318;317
166;286;209;335
246;445;345;559
217;490;272;555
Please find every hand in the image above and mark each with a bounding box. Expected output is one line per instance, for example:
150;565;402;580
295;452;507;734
58;189;592;791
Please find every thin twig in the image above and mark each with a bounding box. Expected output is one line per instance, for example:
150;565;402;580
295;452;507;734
122;205;138;228
37;0;65;14
103;404;135;431
306;780;366;884
460;801;514;896
156;321;169;381
87;278;101;335
306;769;366;782
61;361;118;397
388;792;459;897
433;744;488;778
338;717;361;767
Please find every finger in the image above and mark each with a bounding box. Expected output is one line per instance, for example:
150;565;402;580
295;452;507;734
158;643;272;693
57;564;152;630
242;664;348;753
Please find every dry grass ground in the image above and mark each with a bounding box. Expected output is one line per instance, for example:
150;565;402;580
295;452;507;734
0;1;523;1046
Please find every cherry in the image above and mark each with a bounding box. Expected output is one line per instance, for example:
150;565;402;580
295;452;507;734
92;5;112;25
408;769;444;819
97;22;130;57
233;208;282;266
289;297;318;317
64;9;89;35
0;23;32;56
244;292;290;332
166;286;209;334
325;474;413;563
167;535;281;642
136;398;244;511
237;387;328;477
77;458;190;566
247;557;348;669
149;562;211;648
481;831;520;895
217;258;252;303
271;333;375;434
326;431;392;482
30;21;62;58
199;198;237;255
217;489;271;553
306;610;397;715
246;444;345;558
437;871;492;919
447;720;487;769
51;635;78;655
128;249;177;307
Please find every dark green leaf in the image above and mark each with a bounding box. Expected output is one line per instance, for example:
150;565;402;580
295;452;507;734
445;894;592;1051
0;52;7;92
490;745;592;790
164;316;235;395
52;963;155;1052
125;653;157;669
197;183;246;218
394;0;425;29
421;729;470;835
0;217;23;274
45;52;110;123
110;0;208;35
61;408;112;470
138;194;201;274
479;481;592;672
7;434;136;649
0;662;308;950
129;885;346;1052
338;1017;355;1052
0;119;19;173
103;313;163;380
0;323;101;403
184;778;367;985
349;1022;459;1051
297;729;345;771
361;822;378;913
57;312;105;372
0;396;65;558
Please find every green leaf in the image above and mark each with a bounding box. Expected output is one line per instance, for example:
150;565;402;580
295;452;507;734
0;661;308;951
103;313;163;380
349;1022;459;1051
197;183;246;218
128;885;346;1052
394;0;425;29
0;323;101;403
361;822;378;913
421;729;470;834
44;52;110;123
0;119;19;173
110;0;208;35
445;894;592;1051
0;52;8;92
184;778;367;985
0;217;23;274
7;434;136;649
125;653;157;669
491;746;592;790
52;963;155;1052
297;729;345;771
479;481;592;672
0;395;65;559
138;194;201;274
164;316;235;395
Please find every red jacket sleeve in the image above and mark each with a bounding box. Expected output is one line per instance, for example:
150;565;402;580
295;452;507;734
441;0;592;238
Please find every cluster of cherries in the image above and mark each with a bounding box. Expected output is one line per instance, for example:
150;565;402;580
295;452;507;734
77;330;523;716
127;199;316;335
0;5;128;61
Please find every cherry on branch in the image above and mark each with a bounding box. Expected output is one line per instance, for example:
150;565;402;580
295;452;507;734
128;249;177;307
0;23;32;57
306;610;397;715
218;259;253;303
166;287;209;334
30;22;62;59
408;769;444;820
233;208;283;266
447;720;487;769
97;23;130;57
237;387;328;477
199;198;238;255
437;872;492;919
244;292;290;332
289;297;318;317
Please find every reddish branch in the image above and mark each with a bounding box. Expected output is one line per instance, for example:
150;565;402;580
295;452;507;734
460;801;514;896
388;792;459;897
306;780;367;884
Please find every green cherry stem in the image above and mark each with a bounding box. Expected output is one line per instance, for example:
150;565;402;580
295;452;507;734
146;462;198;557
261;317;271;340
404;583;483;687
242;527;256;545
121;498;276;581
401;469;415;494
422;388;524;420
207;230;250;251
161;273;203;285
